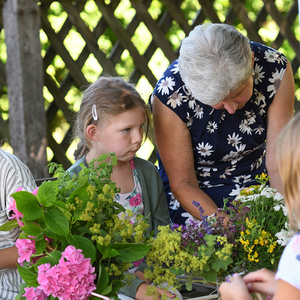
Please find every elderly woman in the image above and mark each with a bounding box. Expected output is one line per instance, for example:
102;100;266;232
151;23;295;225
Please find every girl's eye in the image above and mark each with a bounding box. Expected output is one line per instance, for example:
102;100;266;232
123;128;130;133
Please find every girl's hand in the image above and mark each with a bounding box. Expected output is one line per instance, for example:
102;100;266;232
135;283;177;300
243;268;277;297
219;274;252;300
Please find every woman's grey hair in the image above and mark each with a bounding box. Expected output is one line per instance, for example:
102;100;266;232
178;23;253;105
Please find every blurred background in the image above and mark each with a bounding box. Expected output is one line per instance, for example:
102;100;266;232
0;0;299;178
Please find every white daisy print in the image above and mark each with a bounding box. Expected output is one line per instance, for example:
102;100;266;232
254;125;265;135
259;107;266;116
206;121;218;133
166;92;182;109
276;54;287;65
245;110;256;125
170;63;179;74
194;105;204;119
168;192;180;210
254;89;266;106
232;174;252;184
196;142;214;157
253;64;265;84
219;166;236;179
188;99;196;110
239;119;253;135
229;184;243;197
197;159;215;165
227;132;242;146
157;76;176;95
250;156;264;171
267;68;284;98
186;112;193;128
264;49;279;63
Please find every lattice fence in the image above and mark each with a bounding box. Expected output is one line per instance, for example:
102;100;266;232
0;0;299;171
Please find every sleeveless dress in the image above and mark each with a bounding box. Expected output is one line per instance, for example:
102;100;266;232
151;41;288;225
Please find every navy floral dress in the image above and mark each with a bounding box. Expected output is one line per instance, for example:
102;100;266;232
151;41;288;225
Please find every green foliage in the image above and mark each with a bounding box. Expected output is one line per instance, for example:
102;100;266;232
0;153;154;299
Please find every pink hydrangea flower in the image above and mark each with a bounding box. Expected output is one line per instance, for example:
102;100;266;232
15;238;37;266
23;287;47;300
37;245;96;300
8;196;24;227
8;187;39;227
129;195;142;207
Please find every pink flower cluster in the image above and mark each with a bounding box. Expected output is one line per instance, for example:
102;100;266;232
35;245;96;300
15;238;37;266
8;187;38;227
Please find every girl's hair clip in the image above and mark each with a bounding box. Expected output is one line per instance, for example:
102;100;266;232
92;104;98;121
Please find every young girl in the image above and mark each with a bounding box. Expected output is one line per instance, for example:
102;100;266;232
219;112;300;300
67;77;175;300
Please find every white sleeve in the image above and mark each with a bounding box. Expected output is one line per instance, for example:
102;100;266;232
275;233;300;290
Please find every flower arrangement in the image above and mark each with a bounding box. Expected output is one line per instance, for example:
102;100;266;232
1;153;153;300
144;174;290;294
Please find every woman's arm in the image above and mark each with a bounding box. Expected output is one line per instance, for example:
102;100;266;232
153;95;224;220
265;61;295;194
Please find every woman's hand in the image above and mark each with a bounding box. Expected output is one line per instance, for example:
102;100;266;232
243;268;277;297
135;283;177;300
219;274;252;300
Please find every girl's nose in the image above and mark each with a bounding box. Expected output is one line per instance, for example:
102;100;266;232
133;129;143;144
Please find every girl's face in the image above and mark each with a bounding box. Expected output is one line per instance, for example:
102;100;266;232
211;76;254;114
95;107;145;161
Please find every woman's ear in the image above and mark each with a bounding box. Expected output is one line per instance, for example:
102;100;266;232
251;52;255;67
86;124;100;142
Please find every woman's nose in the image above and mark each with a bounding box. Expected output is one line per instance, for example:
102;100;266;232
224;101;238;114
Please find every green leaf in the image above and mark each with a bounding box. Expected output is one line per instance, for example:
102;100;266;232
112;243;152;262
35;236;46;254
44;208;69;237
37;180;59;207
201;269;217;284
0;219;18;231
66;234;96;263
21;224;42;237
98;244;120;259
17;265;38;287
43;227;64;240
211;257;233;272
96;263;109;294
35;250;62;267
12;191;44;221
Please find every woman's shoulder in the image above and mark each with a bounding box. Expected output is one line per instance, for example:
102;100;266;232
250;41;288;67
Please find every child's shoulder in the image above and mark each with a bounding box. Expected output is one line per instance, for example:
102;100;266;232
132;156;157;171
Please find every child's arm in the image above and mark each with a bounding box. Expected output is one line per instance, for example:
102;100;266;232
243;268;277;297
273;279;300;300
219;274;252;300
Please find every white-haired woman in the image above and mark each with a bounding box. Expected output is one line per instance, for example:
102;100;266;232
151;23;295;225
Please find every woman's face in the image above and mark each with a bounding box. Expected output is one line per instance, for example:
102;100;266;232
211;76;254;114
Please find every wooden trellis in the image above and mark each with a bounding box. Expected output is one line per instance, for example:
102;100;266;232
0;0;299;177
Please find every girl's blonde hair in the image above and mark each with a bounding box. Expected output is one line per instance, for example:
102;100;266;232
73;77;150;160
276;112;300;231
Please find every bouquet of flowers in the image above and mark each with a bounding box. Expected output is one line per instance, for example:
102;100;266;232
144;174;290;293
1;153;153;300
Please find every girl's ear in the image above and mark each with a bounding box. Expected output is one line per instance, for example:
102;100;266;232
86;124;100;142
